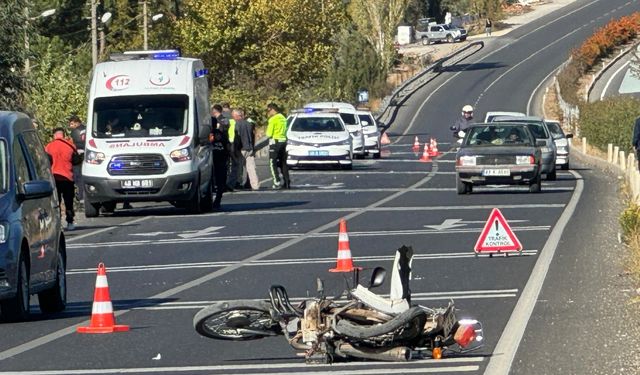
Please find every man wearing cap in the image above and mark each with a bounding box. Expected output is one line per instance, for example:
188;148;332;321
266;103;290;189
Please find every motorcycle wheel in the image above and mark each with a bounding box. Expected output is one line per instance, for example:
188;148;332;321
335;306;427;340
193;300;280;340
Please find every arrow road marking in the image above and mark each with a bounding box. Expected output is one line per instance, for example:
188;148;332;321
178;226;224;239
425;219;529;231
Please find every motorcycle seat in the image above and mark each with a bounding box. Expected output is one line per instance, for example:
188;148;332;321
350;284;410;316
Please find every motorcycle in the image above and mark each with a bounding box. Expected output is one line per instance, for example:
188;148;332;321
450;126;466;149
193;245;484;363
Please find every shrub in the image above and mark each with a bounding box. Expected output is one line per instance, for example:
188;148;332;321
578;96;640;153
620;203;640;240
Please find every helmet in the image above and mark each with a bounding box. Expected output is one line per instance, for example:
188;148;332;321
462;105;474;113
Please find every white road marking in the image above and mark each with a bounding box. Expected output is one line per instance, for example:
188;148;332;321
484;170;584;374
601;59;630;100
178;226;224;239
67;216;150;243
233;186;574;195
67;226;549;249
66;251;538;274
0;357;483;375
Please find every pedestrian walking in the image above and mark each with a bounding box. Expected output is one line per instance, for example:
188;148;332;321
68;115;86;202
485;18;492;36
211;107;230;209
632;116;640;170
45;128;77;230
266;103;290;189
233;108;260;190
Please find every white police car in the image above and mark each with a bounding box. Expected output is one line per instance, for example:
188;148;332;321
304;102;365;159
286;108;353;169
356;109;381;159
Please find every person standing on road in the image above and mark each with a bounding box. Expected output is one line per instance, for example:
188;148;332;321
68;115;85;203
233;108;260;190
632;116;640;170
46;128;77;231
266;103;290;189
211;107;230;209
485;18;492;36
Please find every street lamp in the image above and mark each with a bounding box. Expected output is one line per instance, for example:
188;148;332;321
24;8;56;73
141;0;163;50
99;12;112;59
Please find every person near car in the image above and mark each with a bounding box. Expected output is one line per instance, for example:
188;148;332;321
485;18;492;36
211;106;230;209
453;104;474;133
232;108;260;190
68;115;85;203
266;102;290;189
632;116;640;170
225;107;243;191
45;127;77;230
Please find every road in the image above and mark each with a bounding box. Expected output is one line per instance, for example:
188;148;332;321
1;0;639;374
589;43;640;102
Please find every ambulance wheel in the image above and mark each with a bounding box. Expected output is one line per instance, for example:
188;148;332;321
186;184;202;214
200;179;213;213
84;201;100;218
102;201;116;213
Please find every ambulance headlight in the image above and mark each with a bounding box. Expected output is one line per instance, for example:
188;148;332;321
85;150;105;165
170;147;192;162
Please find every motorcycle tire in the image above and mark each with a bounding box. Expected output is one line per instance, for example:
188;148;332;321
193;300;280;340
334;306;427;340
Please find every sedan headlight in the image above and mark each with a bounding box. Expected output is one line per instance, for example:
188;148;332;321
556;146;568;153
170;147;192;162
457;155;476;166
85;149;105;165
287;139;304;146
351;130;362;137
516;155;535;165
0;222;7;244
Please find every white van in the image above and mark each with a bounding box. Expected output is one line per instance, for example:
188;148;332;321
304;102;365;159
82;50;214;217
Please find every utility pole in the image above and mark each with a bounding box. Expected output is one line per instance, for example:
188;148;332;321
24;7;30;73
91;0;98;66
143;0;148;50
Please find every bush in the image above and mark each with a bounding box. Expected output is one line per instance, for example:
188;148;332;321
578;96;640;153
621;203;640;240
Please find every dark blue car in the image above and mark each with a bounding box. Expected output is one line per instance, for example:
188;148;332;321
0;111;66;321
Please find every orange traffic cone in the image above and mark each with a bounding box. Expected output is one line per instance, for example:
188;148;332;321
330;219;362;273
412;136;420;152
381;132;391;145
77;263;130;334
432;138;441;156
419;142;432;162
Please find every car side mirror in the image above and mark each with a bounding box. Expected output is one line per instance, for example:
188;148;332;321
369;267;387;289
566;133;573;139
536;140;547;147
18;180;53;201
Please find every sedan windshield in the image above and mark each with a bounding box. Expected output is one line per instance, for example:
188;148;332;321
0;141;7;194
502;120;549;139
291;117;345;132
465;125;533;146
92;95;188;138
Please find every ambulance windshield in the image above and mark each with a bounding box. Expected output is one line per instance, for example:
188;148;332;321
92;94;188;138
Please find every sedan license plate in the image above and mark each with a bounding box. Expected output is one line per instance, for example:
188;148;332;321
308;150;329;156
121;179;153;189
482;169;510;177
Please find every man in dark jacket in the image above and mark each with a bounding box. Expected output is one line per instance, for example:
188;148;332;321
233;108;260;190
211;106;230;209
68;115;85;202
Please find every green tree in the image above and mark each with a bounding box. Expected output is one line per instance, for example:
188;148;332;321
1;0;30;111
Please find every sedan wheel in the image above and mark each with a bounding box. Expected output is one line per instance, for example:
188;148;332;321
456;175;470;194
1;258;30;322
546;169;557;181
38;251;67;313
529;174;542;193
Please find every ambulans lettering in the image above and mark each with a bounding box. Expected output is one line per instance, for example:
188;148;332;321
106;75;131;91
108;142;166;148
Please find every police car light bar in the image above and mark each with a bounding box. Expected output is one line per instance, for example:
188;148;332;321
291;108;341;114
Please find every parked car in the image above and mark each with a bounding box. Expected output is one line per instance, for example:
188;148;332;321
304;102;366;159
491;116;558;180
415;23;466;45
0;111;66;322
484;111;526;123
455;123;544;194
356;109;381;159
286;108;353;170
544;119;573;170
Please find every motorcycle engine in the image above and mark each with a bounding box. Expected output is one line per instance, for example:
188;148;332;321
301;301;322;344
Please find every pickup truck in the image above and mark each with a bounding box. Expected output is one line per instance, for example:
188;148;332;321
415;24;467;45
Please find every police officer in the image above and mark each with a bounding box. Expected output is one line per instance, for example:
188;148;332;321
68;115;86;202
211;106;230;209
266;103;290;189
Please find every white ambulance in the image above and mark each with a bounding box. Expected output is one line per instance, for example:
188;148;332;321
82;50;214;217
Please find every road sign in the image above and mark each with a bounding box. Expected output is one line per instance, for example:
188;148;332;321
474;208;522;253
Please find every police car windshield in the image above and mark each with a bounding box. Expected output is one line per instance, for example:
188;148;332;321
291;117;345;132
358;114;374;126
92;94;188;138
339;113;357;126
0;141;7;194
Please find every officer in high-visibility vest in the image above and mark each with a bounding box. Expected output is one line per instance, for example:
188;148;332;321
266;103;290;189
226;115;242;190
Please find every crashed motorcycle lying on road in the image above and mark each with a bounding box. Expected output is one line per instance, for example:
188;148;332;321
193;245;484;363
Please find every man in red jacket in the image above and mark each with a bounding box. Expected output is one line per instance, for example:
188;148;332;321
45;127;76;231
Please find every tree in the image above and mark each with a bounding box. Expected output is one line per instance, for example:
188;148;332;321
347;0;411;73
1;0;30;111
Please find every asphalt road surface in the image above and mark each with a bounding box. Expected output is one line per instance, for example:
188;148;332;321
1;1;639;374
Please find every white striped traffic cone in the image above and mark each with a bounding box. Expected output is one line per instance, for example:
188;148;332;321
330;219;362;273
77;263;130;334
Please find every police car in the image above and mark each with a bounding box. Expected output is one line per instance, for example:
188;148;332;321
304;102;365;159
286;108;353;169
356;108;381;159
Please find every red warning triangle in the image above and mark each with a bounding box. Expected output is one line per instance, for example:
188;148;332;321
474;208;522;253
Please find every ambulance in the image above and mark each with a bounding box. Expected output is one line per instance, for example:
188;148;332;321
82;50;214;217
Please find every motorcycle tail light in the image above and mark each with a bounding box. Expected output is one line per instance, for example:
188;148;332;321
454;324;476;348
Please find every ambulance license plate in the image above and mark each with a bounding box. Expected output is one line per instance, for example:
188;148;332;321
121;179;153;189
482;169;510;176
